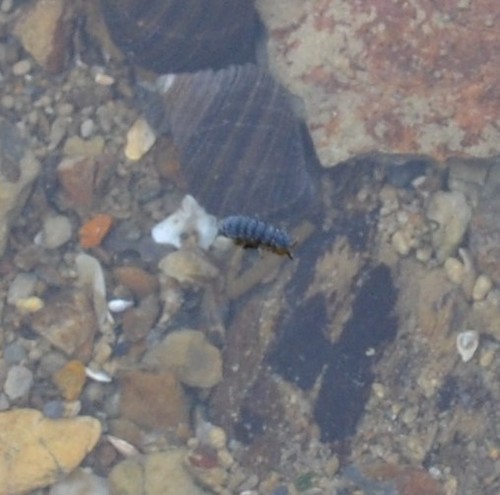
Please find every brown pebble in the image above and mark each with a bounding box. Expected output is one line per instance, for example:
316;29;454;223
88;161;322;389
52;360;86;401
119;371;189;430
122;294;161;343
113;266;159;299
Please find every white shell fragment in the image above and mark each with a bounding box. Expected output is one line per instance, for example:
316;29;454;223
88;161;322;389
108;298;134;313
85;367;112;383
106;434;139;457
456;330;479;363
151;194;218;250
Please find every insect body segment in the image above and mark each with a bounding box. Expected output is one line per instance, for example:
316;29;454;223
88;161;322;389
218;216;294;259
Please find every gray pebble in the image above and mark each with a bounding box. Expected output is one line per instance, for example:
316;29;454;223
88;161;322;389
41;214;72;249
43;399;65;419
80;118;95;139
4;365;34;400
3;342;27;364
7;272;37;305
12;59;31;76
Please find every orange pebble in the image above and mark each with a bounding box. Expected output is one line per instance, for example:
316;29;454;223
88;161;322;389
52;360;87;401
79;213;113;249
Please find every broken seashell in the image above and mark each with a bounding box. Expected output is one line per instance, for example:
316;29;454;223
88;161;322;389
152;194;218;250
106;434;139;457
85;367;112;383
456;330;479;363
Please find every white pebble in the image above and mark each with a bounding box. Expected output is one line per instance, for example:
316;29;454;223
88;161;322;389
456;330;479;363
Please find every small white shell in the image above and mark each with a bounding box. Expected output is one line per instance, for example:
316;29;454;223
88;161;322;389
151;194;218;250
456;330;479;363
106;434;139;457
85;367;112;383
108;299;134;313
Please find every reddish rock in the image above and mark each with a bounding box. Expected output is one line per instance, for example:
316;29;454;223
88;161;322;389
119;371;189;430
363;463;445;495
257;0;500;164
57;156;98;210
57;154;113;212
113;266;159;299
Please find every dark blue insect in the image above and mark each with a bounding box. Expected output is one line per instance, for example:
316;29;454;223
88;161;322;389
218;216;294;259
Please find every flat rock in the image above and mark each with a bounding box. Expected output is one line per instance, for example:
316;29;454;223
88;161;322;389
0;408;101;495
257;0;500;164
144;329;222;388
119;370;189;430
108;450;205;495
30;289;97;360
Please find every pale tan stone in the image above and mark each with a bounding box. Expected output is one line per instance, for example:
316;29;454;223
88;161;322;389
0;408;101;495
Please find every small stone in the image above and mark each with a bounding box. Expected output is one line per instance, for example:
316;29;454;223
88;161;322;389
426;190;472;262
113;266;159;299
124;118;156;161
119;371;189;430
40;214;72;248
149;451;212;494
3;343;27;364
63;136;105;157
52;360;87;401
144;329;223;388
7;272;37;305
49;469;108;495
94;72;115;86
12;59;31;76
158;250;219;287
4;365;34;401
30;289;97;360
207;426;227;450
107;458;144;495
444;257;465;285
57;156;98;209
80;118;95;139
122;294;161;342
15;296;45;313
391;229;411;256
479;348;495;368
472;274;493;302
0;408;101;494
